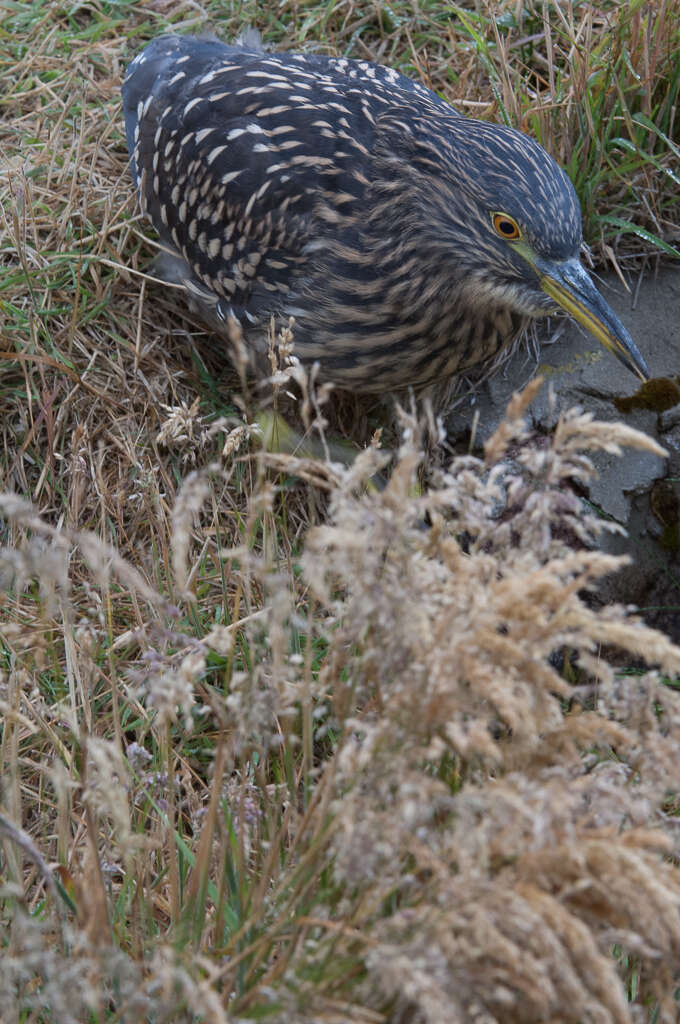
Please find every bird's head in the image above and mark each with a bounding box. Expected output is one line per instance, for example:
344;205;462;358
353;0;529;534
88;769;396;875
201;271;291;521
394;115;649;382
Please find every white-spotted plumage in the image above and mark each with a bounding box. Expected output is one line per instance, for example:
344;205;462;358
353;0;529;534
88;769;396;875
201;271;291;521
122;33;604;391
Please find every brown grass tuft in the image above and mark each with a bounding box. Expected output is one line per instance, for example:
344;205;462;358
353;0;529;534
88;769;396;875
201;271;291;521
1;3;679;1020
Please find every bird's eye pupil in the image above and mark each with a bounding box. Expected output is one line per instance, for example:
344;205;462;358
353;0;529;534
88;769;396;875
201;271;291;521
499;220;514;235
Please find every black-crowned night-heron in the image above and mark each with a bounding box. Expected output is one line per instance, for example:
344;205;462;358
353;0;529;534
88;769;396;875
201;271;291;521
122;34;649;392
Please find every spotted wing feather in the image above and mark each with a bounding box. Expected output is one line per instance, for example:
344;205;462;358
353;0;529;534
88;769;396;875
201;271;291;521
123;36;452;339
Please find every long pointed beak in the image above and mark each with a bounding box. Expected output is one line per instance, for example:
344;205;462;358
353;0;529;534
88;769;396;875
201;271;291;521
534;257;649;382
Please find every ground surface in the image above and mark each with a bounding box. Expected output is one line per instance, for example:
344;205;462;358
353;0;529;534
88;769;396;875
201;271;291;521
2;2;680;1022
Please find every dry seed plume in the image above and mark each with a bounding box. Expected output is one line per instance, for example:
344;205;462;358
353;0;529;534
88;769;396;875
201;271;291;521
1;384;680;1020
122;34;649;392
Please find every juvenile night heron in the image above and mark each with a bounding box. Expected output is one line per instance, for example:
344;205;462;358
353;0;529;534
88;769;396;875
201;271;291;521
122;34;649;392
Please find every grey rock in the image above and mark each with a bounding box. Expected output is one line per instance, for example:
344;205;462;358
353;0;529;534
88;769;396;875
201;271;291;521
445;262;680;636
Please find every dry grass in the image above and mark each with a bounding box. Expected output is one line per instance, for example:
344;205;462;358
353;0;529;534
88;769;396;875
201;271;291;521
4;377;680;1022
1;1;680;1021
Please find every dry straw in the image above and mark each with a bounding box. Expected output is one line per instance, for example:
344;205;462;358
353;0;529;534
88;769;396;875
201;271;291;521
1;1;678;1018
2;378;680;1021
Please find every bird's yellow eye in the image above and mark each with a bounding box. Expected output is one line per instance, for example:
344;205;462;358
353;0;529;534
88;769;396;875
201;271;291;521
491;212;522;240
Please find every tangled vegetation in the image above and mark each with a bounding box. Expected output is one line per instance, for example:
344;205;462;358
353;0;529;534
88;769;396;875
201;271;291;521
1;1;679;1021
